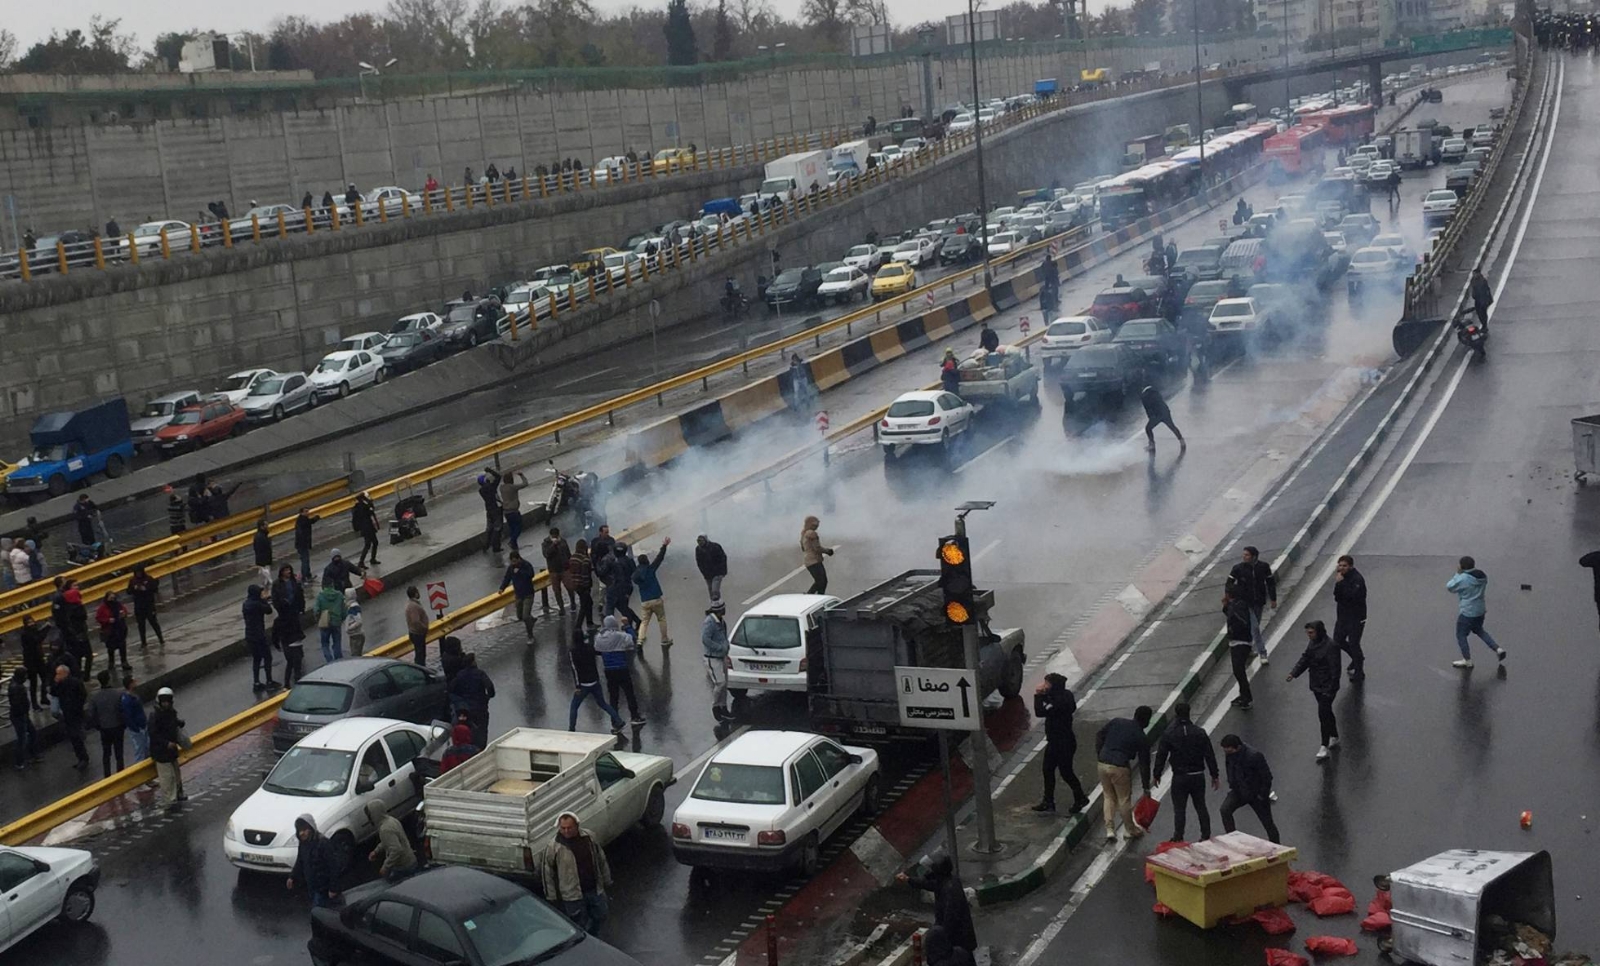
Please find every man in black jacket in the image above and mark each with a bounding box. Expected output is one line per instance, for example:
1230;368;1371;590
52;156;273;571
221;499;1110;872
1581;550;1600;631
288;814;342;908
1224;592;1255;708
1287;620;1341;762
1094;706;1152;841
541;528;572;614
294;508;318;583
53;665;91;769
148;687;187;810
1469;267;1493;328
1140;386;1185;453
1031;673;1089;813
1226;546;1277;663
896;856;976;954
1152;702;1218;841
243;585;277;691
695;535;729;602
351;491;380;568
1332;554;1368;680
1219;734;1279;842
478;468;502;553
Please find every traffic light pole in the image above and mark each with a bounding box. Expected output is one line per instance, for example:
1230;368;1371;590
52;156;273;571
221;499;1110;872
954;513;1000;855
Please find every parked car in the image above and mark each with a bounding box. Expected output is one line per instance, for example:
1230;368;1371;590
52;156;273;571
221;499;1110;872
130;390;202;450
338;332;390;354
153;399;247;455
309;350;384;400
0;845;100;954
307;865;645;966
272;659;448;755
377;331;449;374
121;220;195;259
437;296;507;348
225;717;437;873
1038;316;1114;371
217;369;279;406
725;595;842;698
817;265;871;304
390;312;443;335
671;730;880;874
764;267;824;310
237;372;315;423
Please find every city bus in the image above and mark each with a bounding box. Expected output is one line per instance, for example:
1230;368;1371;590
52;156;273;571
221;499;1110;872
1263;123;1328;178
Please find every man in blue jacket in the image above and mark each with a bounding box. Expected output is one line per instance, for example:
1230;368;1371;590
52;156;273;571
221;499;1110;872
500;551;538;639
1446;555;1506;669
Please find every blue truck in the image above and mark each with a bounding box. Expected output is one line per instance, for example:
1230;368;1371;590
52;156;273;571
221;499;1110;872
6;399;135;498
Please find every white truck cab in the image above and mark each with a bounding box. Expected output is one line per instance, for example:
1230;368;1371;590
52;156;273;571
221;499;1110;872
726;594;841;697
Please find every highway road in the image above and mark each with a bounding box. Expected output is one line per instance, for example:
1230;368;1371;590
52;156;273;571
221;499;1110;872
0;73;1514;966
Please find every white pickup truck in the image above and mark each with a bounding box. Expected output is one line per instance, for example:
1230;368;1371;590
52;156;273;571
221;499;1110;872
956;345;1043;406
422;729;673;877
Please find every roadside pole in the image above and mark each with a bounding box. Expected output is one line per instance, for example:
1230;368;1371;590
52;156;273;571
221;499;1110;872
937;731;962;881
954;508;999;855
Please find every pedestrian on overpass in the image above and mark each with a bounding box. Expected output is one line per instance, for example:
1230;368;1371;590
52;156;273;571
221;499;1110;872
478;468;503;553
541;528;573;615
272;565;308;685
1286;620;1342;762
253;517;274;586
1152;702;1218;841
1446;556;1507;668
695;535;728;602
801;516;833;595
501;550;539;639
634;538;673;649
87;669;126;777
1140;386;1185;453
1226;547;1278;664
127;564;164;649
500;471;530;552
1030;673;1090;814
295;507;318;584
1094;705;1152;842
1218;734;1279;842
52;665;90;770
73;494;99;547
351;491;381;568
243;584;278;691
95;591;130;672
1332;555;1368;680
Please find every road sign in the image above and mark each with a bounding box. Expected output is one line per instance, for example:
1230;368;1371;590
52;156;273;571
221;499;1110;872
895;665;980;731
816;411;830;434
925;291;935;308
1049;241;1059;258
1019;315;1030;336
427;581;449;617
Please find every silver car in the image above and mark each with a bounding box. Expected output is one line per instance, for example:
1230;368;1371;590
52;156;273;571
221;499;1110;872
237;372;316;422
272;658;448;754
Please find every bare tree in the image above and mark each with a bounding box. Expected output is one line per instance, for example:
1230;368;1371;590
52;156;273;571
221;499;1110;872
732;0;777;33
0;29;18;71
844;0;890;24
802;0;848;42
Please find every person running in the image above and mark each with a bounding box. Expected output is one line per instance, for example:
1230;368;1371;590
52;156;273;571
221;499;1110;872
567;625;624;734
1332;554;1368;680
1219;734;1280;843
501;551;539;639
1031;673;1089;814
1226;546;1278;664
1286;620;1342;762
1447;555;1506;667
634;538;673;649
1152;701;1218;842
701;600;732;722
1224;591;1256;709
1140;385;1185;452
801;516;833;594
695;535;728;601
1094;706;1153;842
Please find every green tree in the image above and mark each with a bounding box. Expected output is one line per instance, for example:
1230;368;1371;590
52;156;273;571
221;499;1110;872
664;0;699;64
17;17;138;74
801;0;848;45
713;0;736;59
1128;0;1166;34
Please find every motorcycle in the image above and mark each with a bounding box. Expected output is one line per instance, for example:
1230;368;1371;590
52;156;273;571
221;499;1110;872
533;461;605;537
1455;312;1488;362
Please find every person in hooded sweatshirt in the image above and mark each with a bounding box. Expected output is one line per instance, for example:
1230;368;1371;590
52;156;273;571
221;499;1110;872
314;581;348;662
1140;385;1185;452
594;616;644;725
601;542;640;624
1286;620;1342;762
896;856;977;954
922;925;977;966
288;814;342;908
364;800;417;881
243;585;278;691
567;624;624;734
1446;555;1506;668
440;723;480;772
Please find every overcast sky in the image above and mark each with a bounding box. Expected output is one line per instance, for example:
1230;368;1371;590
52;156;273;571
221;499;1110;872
13;0;1095;50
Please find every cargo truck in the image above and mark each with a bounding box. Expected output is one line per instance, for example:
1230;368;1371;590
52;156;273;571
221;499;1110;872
759;150;828;206
1394;128;1431;169
807;569;1026;741
5;398;134;498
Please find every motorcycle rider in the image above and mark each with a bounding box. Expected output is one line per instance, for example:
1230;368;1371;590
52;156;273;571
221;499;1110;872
1469;267;1493;329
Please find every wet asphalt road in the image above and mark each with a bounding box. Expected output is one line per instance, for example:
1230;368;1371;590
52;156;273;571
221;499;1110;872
1012;56;1600;965
0;74;1515;966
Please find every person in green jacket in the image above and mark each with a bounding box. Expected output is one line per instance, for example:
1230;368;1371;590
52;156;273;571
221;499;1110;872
364;800;417;881
314;585;347;662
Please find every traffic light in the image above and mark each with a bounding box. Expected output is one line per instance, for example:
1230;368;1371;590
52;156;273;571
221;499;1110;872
937;534;975;625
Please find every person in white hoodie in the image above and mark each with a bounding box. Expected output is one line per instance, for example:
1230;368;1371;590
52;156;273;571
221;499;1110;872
9;540;33;586
344;588;365;657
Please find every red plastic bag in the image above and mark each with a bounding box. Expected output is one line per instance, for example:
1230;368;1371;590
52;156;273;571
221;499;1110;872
1360;911;1393;933
1153;902;1176;918
1253;907;1298;936
363;576;385;597
1366;891;1392;915
1288;872;1325;904
1144;840;1188;884
1133;794;1160;830
1305;936;1360;957
1309;890;1356;917
1266;950;1310;966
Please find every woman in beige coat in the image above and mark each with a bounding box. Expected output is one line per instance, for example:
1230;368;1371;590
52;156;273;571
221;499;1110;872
801;515;833;594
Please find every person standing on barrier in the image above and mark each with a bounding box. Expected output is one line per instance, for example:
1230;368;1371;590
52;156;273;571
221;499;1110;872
1470;267;1494;329
87;670;126;777
127;564;164;649
478;468;503;553
500;471;530;552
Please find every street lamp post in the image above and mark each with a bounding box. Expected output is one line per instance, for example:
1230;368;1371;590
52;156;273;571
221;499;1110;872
356;58;399;102
967;0;994;288
231;32;257;72
1193;0;1205;171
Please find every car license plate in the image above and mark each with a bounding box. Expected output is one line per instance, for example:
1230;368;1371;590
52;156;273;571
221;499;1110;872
744;661;786;672
239;852;275;865
854;724;888;735
702;827;746;841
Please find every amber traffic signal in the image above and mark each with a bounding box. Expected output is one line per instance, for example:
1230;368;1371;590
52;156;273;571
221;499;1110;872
937;534;974;624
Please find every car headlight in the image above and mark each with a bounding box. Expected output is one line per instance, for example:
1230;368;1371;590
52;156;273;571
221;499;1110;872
176;435;189;441
225;819;238;842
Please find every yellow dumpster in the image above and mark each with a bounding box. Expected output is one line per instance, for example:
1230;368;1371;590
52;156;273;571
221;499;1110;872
1145;832;1298;929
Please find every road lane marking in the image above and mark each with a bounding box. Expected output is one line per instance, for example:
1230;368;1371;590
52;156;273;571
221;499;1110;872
973;538;1002;563
953;435;1013;473
673;725;751;782
740;549;836;604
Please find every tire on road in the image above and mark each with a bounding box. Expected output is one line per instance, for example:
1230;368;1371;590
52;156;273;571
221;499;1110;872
998;647;1025;698
641;784;666;828
59;884;95;923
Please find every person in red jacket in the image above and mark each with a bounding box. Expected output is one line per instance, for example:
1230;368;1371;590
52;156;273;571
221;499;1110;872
439;724;480;773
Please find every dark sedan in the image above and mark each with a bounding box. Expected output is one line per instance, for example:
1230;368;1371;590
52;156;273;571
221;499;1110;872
1177;277;1247;330
272;658;447;754
437;296;507;349
764;266;824;310
308;866;644;966
1112;317;1189;371
1060;344;1144;407
938;233;982;265
377;330;448;374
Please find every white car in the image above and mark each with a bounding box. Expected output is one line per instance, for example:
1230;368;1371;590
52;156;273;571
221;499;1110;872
338;331;389;354
1208;297;1269;334
1421;189;1460;218
842;244;884;271
817;265;870;303
1322;231;1349;255
1039;315;1113;369
238;372;316;422
362;186;423;215
217;368;279;406
1369;233;1411;262
309;350;384;399
223;717;435;874
602;250;643;283
592;156;631;183
726;594;841;696
877;390;974;451
1347;246;1402;280
900;137;929;155
986;231;1023;257
121;219;195;258
891;237;936;268
947;113;977;134
391;312;442;335
671;730;880;874
977;108;999;126
0;845;100;953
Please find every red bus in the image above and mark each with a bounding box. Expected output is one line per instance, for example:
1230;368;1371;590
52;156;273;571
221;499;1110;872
1299;103;1377;146
1263;124;1327;176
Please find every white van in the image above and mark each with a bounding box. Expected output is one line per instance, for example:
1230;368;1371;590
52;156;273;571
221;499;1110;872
726;594;841;696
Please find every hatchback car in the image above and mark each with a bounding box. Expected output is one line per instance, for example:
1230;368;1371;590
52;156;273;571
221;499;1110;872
671;730;880;874
1112;317;1188;371
817;266;870;304
0;845;100;954
217;368;279;406
870;262;917;301
725;594;841;696
1039;315;1113;370
877;390;973;452
238;372;315;422
226;717;438;873
377;331;448;374
339;332;389;354
310;350;384;399
1059;344;1144;406
154;399;246;454
273;658;448;754
764;267;824;310
131;390;203;449
438;296;507;348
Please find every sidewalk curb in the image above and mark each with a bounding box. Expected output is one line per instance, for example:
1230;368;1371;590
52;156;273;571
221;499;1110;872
972;54;1545;909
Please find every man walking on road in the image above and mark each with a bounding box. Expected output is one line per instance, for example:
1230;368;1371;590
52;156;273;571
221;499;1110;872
501;551;539;639
1447;555;1507;668
1219;734;1280;843
1031;673;1089;814
1152;702;1218;842
1287;620;1342;761
1140;385;1185;453
541;812;612;935
634;539;673;649
404;586;430;664
351;492;381;568
148;687;187;810
801;516;833;594
568;625;624;734
127;564;164;649
541;528;572;615
1226;546;1278;664
52;665;90;770
595;616;644;725
1469;267;1494;328
1094;705;1153;842
695;535;728;602
1333;555;1368;680
702;601;732;722
1224;591;1256;709
87;669;126;777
